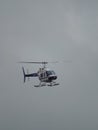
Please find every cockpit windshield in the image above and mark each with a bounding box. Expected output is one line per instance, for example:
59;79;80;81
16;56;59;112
46;70;55;76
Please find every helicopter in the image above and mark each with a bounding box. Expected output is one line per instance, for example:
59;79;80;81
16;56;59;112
19;61;59;87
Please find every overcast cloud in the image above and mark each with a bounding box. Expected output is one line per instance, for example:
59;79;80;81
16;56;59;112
0;0;98;130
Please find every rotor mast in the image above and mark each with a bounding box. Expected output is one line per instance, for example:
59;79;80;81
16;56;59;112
42;62;47;68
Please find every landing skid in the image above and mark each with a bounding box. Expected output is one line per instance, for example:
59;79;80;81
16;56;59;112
34;82;59;87
34;83;46;87
47;83;59;86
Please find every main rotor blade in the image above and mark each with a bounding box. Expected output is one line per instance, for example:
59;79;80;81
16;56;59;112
18;60;72;64
18;61;48;64
49;60;72;63
63;60;72;63
49;61;58;63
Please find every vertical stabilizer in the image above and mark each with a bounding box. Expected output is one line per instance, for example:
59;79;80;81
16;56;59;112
22;67;26;83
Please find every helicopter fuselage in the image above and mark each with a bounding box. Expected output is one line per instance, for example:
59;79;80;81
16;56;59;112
38;68;57;83
22;67;57;84
20;61;59;86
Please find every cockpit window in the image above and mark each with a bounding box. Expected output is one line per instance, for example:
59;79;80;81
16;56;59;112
46;70;55;76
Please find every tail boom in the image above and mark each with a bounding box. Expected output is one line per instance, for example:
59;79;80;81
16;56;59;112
22;67;38;83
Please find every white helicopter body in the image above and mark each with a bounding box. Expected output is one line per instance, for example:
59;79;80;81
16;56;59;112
20;62;59;87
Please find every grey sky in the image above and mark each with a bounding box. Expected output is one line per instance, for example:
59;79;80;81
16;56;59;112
0;0;98;130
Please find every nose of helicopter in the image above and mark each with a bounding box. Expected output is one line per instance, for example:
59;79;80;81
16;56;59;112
49;75;57;81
